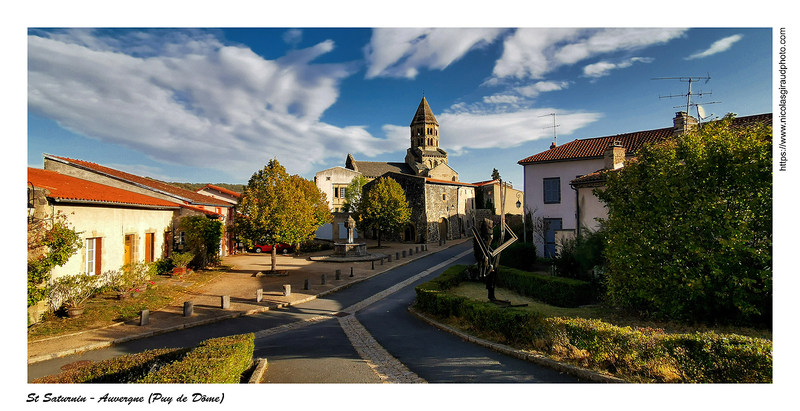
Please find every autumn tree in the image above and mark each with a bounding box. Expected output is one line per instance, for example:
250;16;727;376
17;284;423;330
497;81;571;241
356;177;411;247
343;175;368;213
236;159;332;271
180;215;224;269
596;114;772;325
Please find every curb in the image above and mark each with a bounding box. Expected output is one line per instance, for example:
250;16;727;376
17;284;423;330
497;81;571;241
28;239;470;364
407;305;627;383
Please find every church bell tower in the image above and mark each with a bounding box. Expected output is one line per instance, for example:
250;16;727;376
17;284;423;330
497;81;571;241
406;96;449;177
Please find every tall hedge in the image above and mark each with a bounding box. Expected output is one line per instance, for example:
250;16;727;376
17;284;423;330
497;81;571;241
597;115;772;325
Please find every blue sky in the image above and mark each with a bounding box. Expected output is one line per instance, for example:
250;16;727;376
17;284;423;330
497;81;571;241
26;23;774;188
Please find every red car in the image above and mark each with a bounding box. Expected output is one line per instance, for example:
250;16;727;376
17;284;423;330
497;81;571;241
251;243;294;254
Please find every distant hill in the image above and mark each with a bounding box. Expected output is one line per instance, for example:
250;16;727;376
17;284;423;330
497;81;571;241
166;182;245;194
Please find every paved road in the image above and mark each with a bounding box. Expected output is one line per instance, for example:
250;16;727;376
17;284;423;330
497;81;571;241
28;241;581;383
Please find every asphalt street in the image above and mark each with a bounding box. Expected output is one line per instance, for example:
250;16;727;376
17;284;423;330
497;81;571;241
28;241;582;383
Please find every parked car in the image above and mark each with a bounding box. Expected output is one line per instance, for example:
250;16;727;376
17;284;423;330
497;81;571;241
250;243;294;254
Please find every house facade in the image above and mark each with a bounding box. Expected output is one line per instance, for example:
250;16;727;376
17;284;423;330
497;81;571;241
518;111;772;258
42;154;235;257
473;179;525;216
28;167;181;280
195;184;241;254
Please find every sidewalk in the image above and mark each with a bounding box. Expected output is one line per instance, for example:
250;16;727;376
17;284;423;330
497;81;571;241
27;238;471;364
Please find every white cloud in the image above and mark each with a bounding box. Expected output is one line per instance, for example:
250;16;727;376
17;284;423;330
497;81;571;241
27;30;399;181
492;28;686;80
514;80;570;98
363;28;505;79
685;34;743;60
583;57;654;78
283;29;303;46
382;108;602;152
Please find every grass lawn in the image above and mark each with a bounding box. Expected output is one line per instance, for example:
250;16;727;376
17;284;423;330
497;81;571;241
449;281;772;340
27;266;229;341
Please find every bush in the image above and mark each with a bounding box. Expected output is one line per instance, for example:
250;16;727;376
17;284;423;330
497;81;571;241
498;242;538;272
153;258;175;275
414;267;772;382
137;333;254;383
31;334;255;384
497;266;595;307
597;115;772;325
32;348;189;383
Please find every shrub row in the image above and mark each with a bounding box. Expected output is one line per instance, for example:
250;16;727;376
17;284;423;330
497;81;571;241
414;266;772;383
32;333;255;384
496;266;595;307
32;348;189;383
139;333;255;383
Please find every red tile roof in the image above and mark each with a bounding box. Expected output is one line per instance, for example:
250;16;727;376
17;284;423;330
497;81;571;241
28;167;181;209
44;154;231;207
198;184;241;198
518;113;772;165
518;127;673;165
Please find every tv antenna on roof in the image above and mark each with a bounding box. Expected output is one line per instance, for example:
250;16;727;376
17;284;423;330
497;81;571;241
652;73;720;118
539;113;560;146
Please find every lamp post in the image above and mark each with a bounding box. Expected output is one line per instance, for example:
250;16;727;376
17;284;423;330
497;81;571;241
516;192;525;244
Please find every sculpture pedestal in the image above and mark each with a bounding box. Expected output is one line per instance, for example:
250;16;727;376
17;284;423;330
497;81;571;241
333;242;367;257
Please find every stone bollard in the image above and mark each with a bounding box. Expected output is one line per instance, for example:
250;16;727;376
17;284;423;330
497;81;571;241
184;301;194;317
388;254;393;263
415;246;419;253
336;269;341;280
410;248;413;255
321;274;327;285
283;284;291;297
140;309;149;326
396;252;400;260
402;250;406;258
221;295;230;309
304;279;310;290
381;257;384;265
256;289;263;302
371;260;375;270
350;267;354;277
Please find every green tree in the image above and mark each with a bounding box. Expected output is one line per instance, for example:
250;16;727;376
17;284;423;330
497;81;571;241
356;177;411;247
343;175;368;213
179;215;224;269
27;212;83;307
596;114;772;325
236;159;332;271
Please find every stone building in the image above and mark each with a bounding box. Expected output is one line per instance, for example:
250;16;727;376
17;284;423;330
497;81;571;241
346;97;475;243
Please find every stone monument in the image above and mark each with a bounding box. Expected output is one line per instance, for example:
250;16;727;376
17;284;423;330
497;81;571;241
333;215;367;257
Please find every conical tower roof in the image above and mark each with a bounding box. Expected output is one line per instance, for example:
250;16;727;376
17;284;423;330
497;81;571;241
410;96;438;126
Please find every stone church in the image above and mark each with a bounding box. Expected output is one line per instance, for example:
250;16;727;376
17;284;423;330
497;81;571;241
345;97;476;244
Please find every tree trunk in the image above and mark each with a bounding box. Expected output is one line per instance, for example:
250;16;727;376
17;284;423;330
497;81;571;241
377;228;382;248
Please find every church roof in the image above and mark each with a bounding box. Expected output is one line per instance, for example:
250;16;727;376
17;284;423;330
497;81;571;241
347;160;416;179
410;96;438;126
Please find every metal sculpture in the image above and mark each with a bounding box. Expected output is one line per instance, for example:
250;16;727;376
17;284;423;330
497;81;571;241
471;218;519;305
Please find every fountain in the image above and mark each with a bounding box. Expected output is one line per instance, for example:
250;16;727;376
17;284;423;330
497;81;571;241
309;215;385;262
333;215;367;257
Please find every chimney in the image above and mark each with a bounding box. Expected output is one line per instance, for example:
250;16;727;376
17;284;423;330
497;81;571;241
673;111;698;135
604;140;625;170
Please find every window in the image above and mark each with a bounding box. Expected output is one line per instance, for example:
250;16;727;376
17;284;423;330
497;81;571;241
339;187;346;199
543;178;561;204
85;237;102;275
